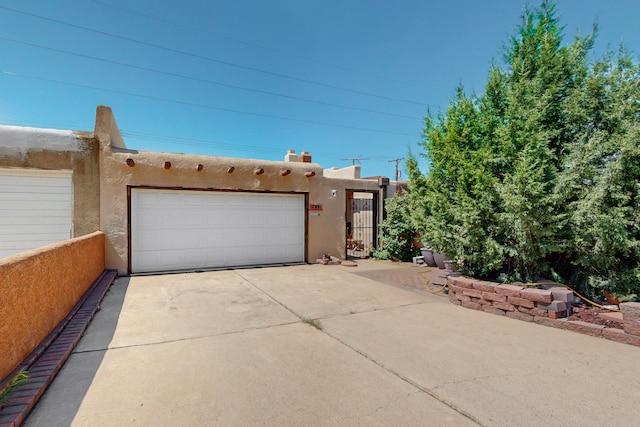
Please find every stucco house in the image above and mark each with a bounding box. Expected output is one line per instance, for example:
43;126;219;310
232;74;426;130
0;106;388;275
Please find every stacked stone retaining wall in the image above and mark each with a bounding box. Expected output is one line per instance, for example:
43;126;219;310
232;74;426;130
447;275;640;346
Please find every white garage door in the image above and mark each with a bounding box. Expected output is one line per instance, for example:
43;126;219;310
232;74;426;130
0;168;73;259
131;188;305;273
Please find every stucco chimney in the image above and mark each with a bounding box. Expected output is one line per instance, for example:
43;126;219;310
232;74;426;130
300;151;312;163
284;149;298;162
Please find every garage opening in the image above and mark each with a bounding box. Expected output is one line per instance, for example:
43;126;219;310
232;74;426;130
130;188;306;273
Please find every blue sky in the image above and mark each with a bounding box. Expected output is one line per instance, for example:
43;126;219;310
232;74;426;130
0;0;638;179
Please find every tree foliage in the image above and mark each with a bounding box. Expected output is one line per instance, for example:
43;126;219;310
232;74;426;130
408;1;640;298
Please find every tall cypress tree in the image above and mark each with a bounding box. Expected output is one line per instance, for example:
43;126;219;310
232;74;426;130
410;1;638;296
558;51;640;297
410;1;595;282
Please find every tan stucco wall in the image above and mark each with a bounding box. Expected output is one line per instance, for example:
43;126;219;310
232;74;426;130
0;131;100;237
323;165;361;179
94;107;380;274
0;231;105;381
99;147;378;274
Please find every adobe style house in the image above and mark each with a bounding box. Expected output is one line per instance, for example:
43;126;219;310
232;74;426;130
0;106;387;275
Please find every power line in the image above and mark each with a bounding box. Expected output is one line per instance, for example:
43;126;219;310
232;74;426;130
0;5;426;106
0;37;421;121
121;130;289;156
121;130;391;161
0;119;395;162
90;0;425;90
1;71;419;137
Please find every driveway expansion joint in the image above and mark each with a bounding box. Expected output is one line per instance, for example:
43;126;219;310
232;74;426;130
319;328;485;427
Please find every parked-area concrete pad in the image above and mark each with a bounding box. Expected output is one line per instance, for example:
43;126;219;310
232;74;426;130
25;261;640;426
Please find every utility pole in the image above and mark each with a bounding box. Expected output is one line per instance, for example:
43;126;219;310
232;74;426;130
341;157;369;166
388;158;404;181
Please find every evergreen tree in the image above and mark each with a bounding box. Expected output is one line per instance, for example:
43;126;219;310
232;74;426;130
409;0;639;296
558;51;640;297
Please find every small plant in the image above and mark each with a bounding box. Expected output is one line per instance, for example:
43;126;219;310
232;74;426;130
301;317;323;330
0;370;29;407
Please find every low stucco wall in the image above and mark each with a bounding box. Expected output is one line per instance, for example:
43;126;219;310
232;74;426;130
0;231;105;381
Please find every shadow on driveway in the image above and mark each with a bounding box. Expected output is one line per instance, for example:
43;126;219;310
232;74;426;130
23;278;130;426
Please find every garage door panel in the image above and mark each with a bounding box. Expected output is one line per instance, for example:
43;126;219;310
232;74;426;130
0;192;71;203
0;199;71;211
229;212;250;226
0;224;72;235
0;169;72;259
4;179;70;191
0;210;71;222
131;189;305;273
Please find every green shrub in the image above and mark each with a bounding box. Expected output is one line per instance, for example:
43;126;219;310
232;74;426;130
373;192;421;262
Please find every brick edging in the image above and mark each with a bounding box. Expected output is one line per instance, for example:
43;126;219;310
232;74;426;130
0;270;117;427
446;275;640;347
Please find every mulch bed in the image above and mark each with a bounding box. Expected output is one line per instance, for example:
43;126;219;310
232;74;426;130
568;305;624;329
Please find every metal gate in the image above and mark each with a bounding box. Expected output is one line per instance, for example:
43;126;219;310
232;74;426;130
346;191;378;258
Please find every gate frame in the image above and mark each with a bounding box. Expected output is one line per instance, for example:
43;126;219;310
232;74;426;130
345;189;380;258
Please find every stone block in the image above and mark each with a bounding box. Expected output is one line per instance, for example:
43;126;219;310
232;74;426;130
493;301;516;312
506;310;534;322
548;287;574;303
520;288;553;303
534;316;565;329
472;281;497;293
462;288;483;298
564;321;604;337
455;293;471;302
619;302;640;313
624;321;640;337
529;307;548;317
461;300;482;311
548;310;567;319
495;284;523;297
621;302;640;337
483;306;506;316
602;328;640;346
448;291;460;305
537;300;568;312
447;283;462;295
482;292;507;303
449;276;476;289
507;296;535;309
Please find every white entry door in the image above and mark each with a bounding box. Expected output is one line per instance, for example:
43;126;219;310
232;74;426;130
131;188;305;273
0;168;73;258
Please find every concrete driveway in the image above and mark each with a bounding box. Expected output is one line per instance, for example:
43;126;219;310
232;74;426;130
24;261;640;426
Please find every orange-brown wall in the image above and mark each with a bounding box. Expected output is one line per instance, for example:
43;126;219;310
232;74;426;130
0;231;105;381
